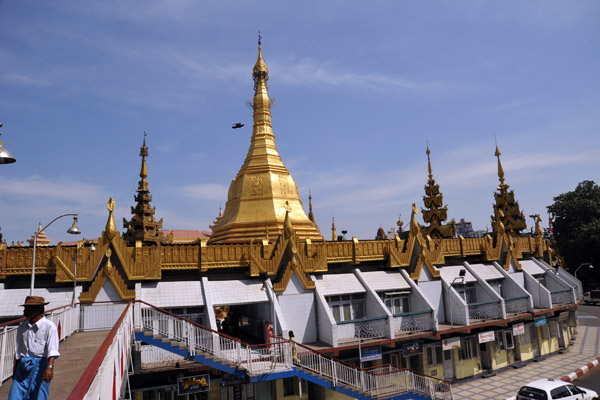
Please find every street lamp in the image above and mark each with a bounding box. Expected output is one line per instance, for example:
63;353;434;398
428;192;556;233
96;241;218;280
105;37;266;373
0;123;16;164
31;214;81;296
574;263;594;281
72;239;96;304
449;269;466;328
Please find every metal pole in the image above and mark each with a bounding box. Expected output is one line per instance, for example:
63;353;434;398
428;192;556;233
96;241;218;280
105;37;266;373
72;245;78;304
30;233;38;296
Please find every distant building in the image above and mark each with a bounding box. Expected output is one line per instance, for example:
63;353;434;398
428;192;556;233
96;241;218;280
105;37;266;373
455;218;475;237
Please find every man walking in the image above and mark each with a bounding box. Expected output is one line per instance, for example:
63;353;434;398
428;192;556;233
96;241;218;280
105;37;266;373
9;296;60;400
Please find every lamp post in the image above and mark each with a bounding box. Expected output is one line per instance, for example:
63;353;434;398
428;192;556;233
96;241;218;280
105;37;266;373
0;123;16;164
72;239;96;304
574;263;594;281
449;269;466;328
31;214;81;296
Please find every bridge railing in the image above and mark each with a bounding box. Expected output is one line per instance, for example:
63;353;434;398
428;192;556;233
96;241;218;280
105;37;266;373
67;302;134;400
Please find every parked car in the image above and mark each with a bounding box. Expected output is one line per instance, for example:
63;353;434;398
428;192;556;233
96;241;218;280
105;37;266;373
516;378;598;400
583;290;600;305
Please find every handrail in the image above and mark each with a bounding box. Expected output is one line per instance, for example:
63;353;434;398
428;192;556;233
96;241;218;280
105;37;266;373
66;301;132;400
0;302;81;329
335;315;388;325
504;295;529;301
136;300;241;342
393;309;432;317
551;289;572;294
468;300;501;307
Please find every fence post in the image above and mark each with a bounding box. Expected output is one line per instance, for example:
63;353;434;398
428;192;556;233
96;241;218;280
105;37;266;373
0;326;7;383
331;358;336;387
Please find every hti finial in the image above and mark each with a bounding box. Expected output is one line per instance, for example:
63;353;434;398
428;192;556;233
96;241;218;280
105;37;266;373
258;31;262;49
140;132;149;158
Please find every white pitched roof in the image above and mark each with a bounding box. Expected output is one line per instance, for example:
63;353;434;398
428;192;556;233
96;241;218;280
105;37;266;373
439;265;477;284
360;271;411;292
0;287;80;319
208;279;268;306
141;281;204;308
469;263;504;281
521;259;545;276
314;273;366;296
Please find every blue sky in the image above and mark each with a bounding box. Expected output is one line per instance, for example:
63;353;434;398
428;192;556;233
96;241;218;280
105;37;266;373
1;0;599;244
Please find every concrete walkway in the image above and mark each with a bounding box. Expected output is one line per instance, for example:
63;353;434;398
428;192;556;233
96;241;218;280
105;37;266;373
0;330;109;398
452;322;600;400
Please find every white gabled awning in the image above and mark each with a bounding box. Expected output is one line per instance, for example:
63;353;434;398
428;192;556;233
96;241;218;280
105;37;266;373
360;271;411;292
141;281;204;309
469;263;504;281
314;273;366;296
520;259;545;276
208;279;269;306
440;265;477;284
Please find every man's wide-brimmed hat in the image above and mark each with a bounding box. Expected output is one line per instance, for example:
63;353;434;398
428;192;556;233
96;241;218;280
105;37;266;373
20;296;49;307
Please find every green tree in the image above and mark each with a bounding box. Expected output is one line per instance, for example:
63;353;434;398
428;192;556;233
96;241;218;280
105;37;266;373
547;180;600;288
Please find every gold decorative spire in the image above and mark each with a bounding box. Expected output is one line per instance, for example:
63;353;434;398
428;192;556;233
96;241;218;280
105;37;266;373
122;135;165;245
308;190;315;223
140;132;148;183
491;140;527;235
208;36;323;243
331;217;337;241
495;139;505;187
421;144;455;238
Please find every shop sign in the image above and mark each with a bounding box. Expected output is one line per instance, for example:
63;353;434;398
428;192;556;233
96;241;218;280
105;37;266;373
535;318;547;327
442;337;461;350
361;346;382;362
402;341;424;357
512;323;525;336
478;331;495;344
178;374;210;395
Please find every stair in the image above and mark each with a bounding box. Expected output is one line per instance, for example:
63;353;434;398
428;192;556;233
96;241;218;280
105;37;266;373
135;328;448;400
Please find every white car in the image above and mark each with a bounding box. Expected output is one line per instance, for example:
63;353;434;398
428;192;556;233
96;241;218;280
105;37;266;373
516;378;598;400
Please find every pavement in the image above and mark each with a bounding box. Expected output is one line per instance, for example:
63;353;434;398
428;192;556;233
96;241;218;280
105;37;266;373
452;321;600;400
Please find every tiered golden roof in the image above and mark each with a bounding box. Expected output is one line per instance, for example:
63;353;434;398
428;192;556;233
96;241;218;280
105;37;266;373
421;145;455;238
122;135;166;245
208;37;323;243
491;144;527;235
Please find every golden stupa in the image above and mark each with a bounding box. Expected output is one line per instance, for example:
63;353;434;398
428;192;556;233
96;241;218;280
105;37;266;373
208;37;323;244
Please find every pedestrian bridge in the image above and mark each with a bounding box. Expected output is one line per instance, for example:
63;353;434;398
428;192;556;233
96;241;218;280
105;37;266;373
0;301;452;400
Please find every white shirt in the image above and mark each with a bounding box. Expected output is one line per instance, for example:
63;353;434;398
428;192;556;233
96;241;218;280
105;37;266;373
15;316;60;359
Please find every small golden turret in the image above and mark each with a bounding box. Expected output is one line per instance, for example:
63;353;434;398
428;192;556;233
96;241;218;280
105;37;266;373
420;144;455;238
491;140;527;235
331;217;337;241
122;134;165;245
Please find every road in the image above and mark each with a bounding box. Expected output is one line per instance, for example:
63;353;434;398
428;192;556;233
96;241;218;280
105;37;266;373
571;305;600;394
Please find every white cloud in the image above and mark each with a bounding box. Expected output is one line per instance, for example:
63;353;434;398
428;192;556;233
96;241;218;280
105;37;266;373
3;74;51;87
178;183;229;201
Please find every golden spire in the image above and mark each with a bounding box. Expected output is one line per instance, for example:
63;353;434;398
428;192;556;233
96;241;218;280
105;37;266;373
308;190;315;223
426;142;433;181
421;144;455;238
331;217;337;241
495;135;505;187
122;135;165;245
140;132;148;184
491;138;527;235
208;36;323;243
